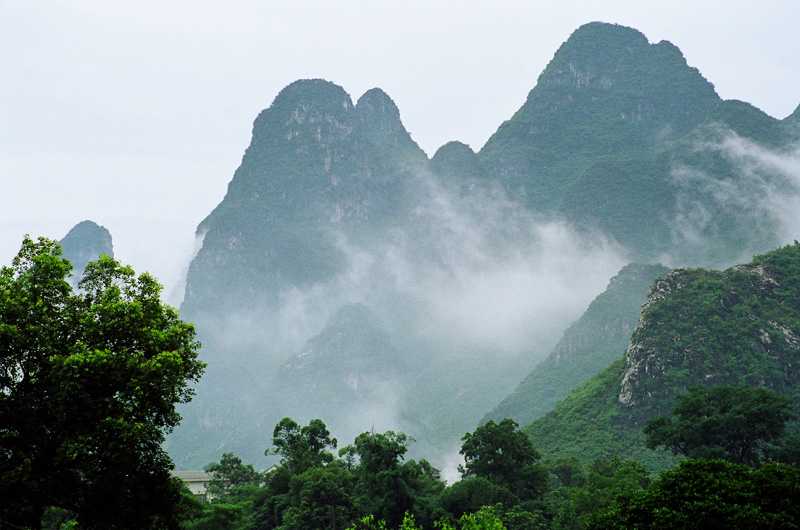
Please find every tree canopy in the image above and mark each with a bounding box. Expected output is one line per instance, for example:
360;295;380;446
459;419;547;498
644;385;796;466
0;236;204;530
586;459;800;530
270;417;338;475
205;452;262;497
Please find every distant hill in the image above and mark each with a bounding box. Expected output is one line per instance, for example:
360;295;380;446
523;243;800;470
265;303;407;456
483;263;669;427
59;220;113;285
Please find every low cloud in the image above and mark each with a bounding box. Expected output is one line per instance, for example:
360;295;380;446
174;168;631;469
667;129;800;266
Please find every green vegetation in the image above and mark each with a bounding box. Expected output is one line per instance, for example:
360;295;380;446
523;243;800;471
522;360;678;473
485;264;669;426
459;419;548;498
181;411;800;530
586;460;800;530
644;385;796;465
7;236;800;528
181;418;664;530
0;237;204;530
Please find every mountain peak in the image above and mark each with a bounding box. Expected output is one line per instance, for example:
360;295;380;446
59;220;113;282
272;78;353;114
356;87;426;159
478;20;719;214
356;88;401;122
533;21;715;110
431;141;484;180
250;79;355;150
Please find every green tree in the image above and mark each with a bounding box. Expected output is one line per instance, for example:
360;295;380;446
281;464;355;530
586;459;800;529
252;418;339;530
459;419;548;499
205;452;262;498
435;506;508;530
349;430;415;527
270;417;338;475
0;237;204;530
644;385;796;466
434;476;517;520
565;457;650;527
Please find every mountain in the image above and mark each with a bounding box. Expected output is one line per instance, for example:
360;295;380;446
181;80;428;319
271;303;404;428
478;22;798;266
785;103;800;131
59;220;113;284
431;141;485;182
482;263;669;427
523;243;800;470
169;23;800;470
478;22;719;212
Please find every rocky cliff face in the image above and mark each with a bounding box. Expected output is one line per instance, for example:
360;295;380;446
618;251;800;423
59;220;113;284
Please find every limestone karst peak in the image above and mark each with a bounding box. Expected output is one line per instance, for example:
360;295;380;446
59;220;113;280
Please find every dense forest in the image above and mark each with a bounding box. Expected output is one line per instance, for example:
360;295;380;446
172;409;800;530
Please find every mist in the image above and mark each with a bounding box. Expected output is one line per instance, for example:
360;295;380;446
666;128;800;267
170;166;629;469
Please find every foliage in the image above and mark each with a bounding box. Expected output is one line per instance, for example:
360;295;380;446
525;243;800;473
523;359;679;472
281;465;355;530
644;385;796;465
627;243;800;415
206;452;263;497
564;457;649;528
0;236;204;530
349;430;417;527
459;419;547;498
435;506;507;530
586;459;800;529
270;417;338;475
434;477;518;521
177;413;800;530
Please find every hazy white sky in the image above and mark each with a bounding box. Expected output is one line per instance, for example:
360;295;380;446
2;0;799;300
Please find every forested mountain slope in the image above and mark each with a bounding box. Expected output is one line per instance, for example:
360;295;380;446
479;22;798;266
524;243;800;470
483;263;669;426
